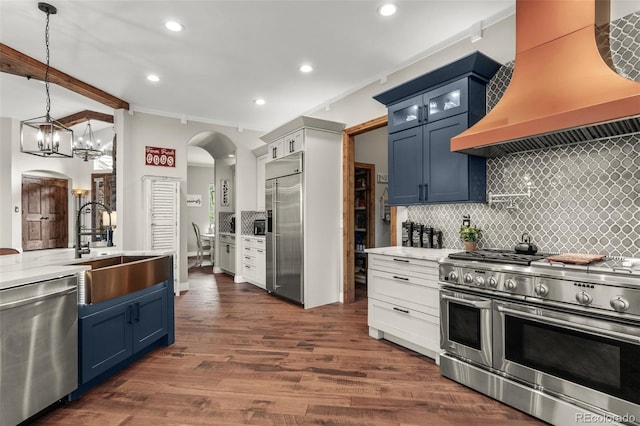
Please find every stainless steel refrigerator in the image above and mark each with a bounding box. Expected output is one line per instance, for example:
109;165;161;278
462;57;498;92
265;152;304;304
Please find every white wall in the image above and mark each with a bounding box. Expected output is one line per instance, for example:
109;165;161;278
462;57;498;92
355;126;390;248
114;110;263;286
0;118;15;247
187;165;214;254
309;15;516;128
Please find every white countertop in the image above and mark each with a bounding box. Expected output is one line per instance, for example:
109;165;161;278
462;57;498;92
241;234;265;239
365;246;460;262
0;247;173;291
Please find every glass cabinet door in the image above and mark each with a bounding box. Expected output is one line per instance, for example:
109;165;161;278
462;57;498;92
425;79;468;122
387;95;422;133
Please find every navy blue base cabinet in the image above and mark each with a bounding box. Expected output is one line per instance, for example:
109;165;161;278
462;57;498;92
376;51;501;205
70;273;175;400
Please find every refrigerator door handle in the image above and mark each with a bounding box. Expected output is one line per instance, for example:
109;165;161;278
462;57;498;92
272;180;278;290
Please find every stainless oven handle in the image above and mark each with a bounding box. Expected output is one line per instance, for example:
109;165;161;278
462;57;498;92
441;294;492;309
497;306;640;345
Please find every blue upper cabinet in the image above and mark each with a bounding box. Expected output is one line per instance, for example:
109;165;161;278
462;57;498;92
375;51;501;205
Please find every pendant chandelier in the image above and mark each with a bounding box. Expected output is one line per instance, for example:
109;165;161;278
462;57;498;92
20;2;73;158
73;120;105;161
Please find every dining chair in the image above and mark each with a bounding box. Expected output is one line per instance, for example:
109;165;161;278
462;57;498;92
192;223;211;267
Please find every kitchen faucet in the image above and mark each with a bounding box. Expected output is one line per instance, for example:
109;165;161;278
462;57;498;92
75;201;113;258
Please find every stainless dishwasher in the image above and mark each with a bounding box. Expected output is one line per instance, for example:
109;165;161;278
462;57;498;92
0;275;78;426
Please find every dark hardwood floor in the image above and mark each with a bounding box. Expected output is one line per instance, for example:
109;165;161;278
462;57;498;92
34;267;544;425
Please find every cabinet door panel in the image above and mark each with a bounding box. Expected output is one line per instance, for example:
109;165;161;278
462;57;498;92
388;127;423;206
424;114;472;203
424;79;469;122
80;302;133;383
132;288;168;353
387;95;422;133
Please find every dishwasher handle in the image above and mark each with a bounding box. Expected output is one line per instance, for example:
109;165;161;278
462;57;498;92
0;287;77;311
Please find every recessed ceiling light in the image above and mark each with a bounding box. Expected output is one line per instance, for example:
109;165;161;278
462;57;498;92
378;3;397;16
228;154;235;158
254;98;266;106
147;74;160;82
165;21;184;32
300;64;313;73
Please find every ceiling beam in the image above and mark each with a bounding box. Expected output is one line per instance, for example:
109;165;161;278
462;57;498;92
57;110;114;127
0;43;130;111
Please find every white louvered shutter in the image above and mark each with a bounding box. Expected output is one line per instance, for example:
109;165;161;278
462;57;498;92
150;180;178;250
143;177;181;295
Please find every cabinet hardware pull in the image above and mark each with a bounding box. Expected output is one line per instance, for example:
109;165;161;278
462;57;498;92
392;258;409;263
441;294;492;309
392;275;409;281
393;307;410;314
418;184;423;201
424;184;428;201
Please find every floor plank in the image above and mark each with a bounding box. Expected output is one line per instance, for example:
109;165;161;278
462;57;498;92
32;267;545;425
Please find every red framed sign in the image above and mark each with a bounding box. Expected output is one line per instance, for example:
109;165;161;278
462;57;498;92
145;146;176;167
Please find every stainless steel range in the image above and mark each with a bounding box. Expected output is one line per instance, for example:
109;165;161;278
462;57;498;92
439;249;640;426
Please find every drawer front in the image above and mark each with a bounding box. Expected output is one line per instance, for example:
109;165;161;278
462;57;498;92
369;254;438;281
220;234;234;244
368;298;439;353
368;269;439;316
242;236;266;249
243;263;257;280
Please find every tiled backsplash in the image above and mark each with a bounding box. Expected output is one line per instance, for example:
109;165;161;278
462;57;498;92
218;212;234;233
408;12;640;258
240;211;266;235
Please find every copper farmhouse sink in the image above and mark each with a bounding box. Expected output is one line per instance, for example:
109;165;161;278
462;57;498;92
70;255;172;304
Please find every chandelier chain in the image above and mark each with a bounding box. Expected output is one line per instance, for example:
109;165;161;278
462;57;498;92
44;8;51;121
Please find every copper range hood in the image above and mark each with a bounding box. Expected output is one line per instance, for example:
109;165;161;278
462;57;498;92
451;0;640;157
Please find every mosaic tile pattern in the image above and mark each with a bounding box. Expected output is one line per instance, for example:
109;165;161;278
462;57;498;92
407;12;640;258
218;211;234;233
610;11;640;80
240;210;266;235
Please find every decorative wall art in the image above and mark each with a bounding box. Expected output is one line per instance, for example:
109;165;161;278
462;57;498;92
145;146;176;167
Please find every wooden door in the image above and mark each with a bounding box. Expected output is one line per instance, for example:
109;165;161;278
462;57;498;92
22;175;68;250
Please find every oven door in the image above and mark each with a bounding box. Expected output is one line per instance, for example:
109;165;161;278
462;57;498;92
440;288;492;368
494;300;640;420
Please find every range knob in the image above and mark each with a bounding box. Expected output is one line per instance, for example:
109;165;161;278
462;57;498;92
464;274;474;284
447;271;458;282
534;284;549;297
575;291;593;306
474;276;485;286
504;279;517;291
488;277;498;288
610;297;630;313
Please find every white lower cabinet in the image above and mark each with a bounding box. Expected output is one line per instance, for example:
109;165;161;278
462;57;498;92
219;234;236;274
367;253;441;362
241;236;265;289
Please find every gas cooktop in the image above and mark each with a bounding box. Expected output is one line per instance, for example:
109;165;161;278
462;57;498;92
448;249;547;266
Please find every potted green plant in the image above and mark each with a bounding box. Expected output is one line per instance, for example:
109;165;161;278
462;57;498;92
459;225;482;251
